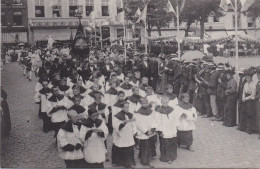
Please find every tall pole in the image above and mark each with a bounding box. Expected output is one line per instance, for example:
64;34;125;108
176;0;181;60
94;22;97;45
100;21;103;49
123;16;127;64
90;27;93;47
145;20;148;54
235;0;239;125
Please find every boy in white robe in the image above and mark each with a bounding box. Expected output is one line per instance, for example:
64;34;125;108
104;80;118;107
47;86;71;137
135;98;158;167
57;111;86;168
79;109;109;168
176;93;197;151
119;76;133;98
139;77;151;97
58;78;72;97
112;101;136;168
127;86;142;113
130;71;141;87
85;85;105;107
34;78;53;133
163;84;178;107
155;96;182;164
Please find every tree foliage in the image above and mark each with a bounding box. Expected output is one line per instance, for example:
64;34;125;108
172;0;223;39
124;0;174;36
242;0;260;22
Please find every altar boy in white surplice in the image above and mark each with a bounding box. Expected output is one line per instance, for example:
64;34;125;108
112;101;137;168
79;109;108;168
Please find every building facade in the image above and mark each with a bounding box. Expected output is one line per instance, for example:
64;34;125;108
27;0;132;44
1;0;28;43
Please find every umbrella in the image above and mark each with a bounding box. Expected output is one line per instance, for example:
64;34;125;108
181;50;206;62
18;42;25;46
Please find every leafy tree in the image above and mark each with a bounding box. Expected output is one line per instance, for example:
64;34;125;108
242;0;260;23
173;0;223;39
124;0;174;36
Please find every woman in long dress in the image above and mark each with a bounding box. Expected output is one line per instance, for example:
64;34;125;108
223;69;237;127
241;70;256;134
156;54;167;94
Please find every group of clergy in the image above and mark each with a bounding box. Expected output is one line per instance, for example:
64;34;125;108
32;46;199;168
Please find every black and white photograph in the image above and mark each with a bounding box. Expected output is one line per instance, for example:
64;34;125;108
1;0;260;168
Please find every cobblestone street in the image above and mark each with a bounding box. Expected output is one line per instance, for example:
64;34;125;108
1;63;260;168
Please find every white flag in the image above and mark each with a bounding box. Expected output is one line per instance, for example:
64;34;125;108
136;5;147;23
115;11;125;24
219;0;232;11
134;7;142;17
167;0;176;16
241;0;255;12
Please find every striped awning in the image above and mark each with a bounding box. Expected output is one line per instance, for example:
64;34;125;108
1;32;27;43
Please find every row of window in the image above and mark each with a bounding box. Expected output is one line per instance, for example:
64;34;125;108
35;5;109;18
1;14;23;26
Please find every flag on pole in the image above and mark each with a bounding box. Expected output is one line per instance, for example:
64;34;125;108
219;0;232;11
241;0;255;12
135;7;142;17
180;0;186;12
136;5;147;23
167;0;176;16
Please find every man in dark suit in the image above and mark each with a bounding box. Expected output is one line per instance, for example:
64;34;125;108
100;57;114;81
137;54;150;79
51;58;63;74
149;53;158;91
60;60;73;78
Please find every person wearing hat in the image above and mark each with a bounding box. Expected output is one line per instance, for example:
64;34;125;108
255;68;260;139
223;68;237;127
241;69;257;134
57;110;85;168
112;101;136;168
156;54;168;94
237;68;247;131
137;54;150;80
79;108;109;168
38;61;52;80
149;53;159;91
216;64;228;121
207;63;219;120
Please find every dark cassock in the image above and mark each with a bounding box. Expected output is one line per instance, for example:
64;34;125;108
149;57;159;91
137;60;150;79
1;88;11;137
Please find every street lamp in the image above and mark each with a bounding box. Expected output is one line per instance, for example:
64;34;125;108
75;5;83;24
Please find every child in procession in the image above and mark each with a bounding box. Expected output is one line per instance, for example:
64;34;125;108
176;93;197;151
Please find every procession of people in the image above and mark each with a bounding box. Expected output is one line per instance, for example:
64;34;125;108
1;41;260;168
